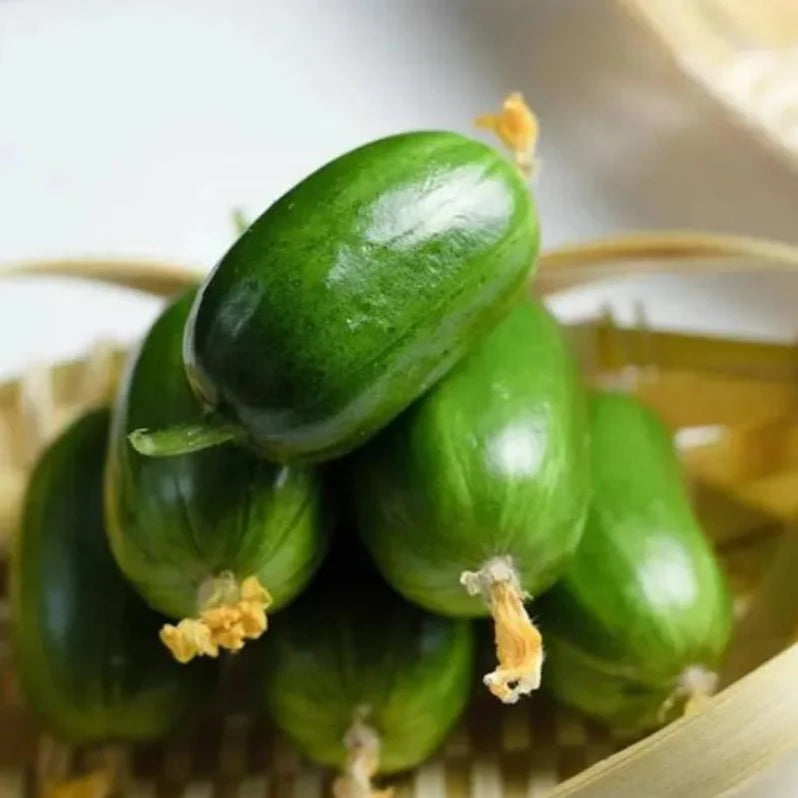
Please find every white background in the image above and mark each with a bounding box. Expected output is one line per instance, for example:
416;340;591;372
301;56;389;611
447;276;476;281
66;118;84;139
1;1;797;793
2;0;798;379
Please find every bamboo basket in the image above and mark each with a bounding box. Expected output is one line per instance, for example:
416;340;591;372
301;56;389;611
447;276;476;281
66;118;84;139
1;232;798;797
625;0;798;169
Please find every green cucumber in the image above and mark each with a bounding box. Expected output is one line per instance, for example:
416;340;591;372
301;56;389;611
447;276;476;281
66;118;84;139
260;545;474;790
11;409;211;744
143;131;537;464
538;392;733;729
106;291;328;662
352;300;590;702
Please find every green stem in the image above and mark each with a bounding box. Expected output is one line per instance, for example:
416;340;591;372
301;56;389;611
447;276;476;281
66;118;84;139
128;422;241;457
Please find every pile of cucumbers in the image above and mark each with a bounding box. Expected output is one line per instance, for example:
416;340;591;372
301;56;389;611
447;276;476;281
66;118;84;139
11;128;731;795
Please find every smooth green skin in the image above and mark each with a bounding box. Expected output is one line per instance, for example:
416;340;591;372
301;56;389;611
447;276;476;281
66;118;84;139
538;392;733;729
261;551;475;775
11;410;211;744
352;300;590;617
185;131;539;463
106;291;327;619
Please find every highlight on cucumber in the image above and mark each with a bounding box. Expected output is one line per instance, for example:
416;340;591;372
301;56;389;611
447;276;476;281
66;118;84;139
131;123;539;464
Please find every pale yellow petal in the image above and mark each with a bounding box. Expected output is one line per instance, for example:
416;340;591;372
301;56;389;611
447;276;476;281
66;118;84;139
461;558;542;703
239;575;273;607
160;618;219;663
475;92;539;175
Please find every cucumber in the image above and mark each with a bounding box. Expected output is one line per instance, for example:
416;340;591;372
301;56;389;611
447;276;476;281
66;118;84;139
106;291;328;662
352;300;590;703
11;409;211;745
260;544;474;792
135;131;537;463
538;392;733;729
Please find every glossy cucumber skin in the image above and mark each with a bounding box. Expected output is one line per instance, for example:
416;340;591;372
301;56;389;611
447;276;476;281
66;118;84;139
11;410;211;744
185;132;539;463
106;291;327;619
260;549;475;774
538;393;733;728
352;300;590;616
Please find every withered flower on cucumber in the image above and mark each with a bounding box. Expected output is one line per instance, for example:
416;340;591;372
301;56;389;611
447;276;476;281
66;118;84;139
11;410;214;795
106;291;328;662
352;299;591;703
259;542;475;796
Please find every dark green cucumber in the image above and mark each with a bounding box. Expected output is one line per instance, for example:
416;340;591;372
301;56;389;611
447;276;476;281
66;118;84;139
106;291;327;656
538;392;733;730
260;545;474;786
181;131;538;463
352;300;590;702
11;409;211;743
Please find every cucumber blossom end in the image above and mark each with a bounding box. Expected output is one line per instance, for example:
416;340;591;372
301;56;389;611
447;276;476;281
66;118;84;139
332;714;393;798
159;573;272;663
461;556;542;704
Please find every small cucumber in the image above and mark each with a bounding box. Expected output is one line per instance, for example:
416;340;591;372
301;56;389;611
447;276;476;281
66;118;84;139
171;131;537;463
106;291;328;662
260;544;474;792
11;409;211;745
538;392;733;729
352;300;590;703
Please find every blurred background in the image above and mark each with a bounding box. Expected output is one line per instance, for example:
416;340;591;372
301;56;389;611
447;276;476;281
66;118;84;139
1;0;797;380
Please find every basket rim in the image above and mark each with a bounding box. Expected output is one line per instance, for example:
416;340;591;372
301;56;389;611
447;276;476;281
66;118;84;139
551;640;798;797
4;231;798;300
622;0;798;174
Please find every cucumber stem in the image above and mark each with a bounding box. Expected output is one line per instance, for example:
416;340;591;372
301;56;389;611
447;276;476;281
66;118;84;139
460;556;543;704
128;422;241;457
333;714;393;798
159;574;272;663
40;745;128;798
475;92;539;177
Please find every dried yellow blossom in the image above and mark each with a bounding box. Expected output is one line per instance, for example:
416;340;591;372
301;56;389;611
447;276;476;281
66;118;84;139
238;600;269;638
201;606;244;648
201;604;240;630
240;574;272;604
333;717;394;798
461;557;542;704
482;580;543;703
475;92;539;176
160;618;219;663
160;575;272;663
210;625;248;652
